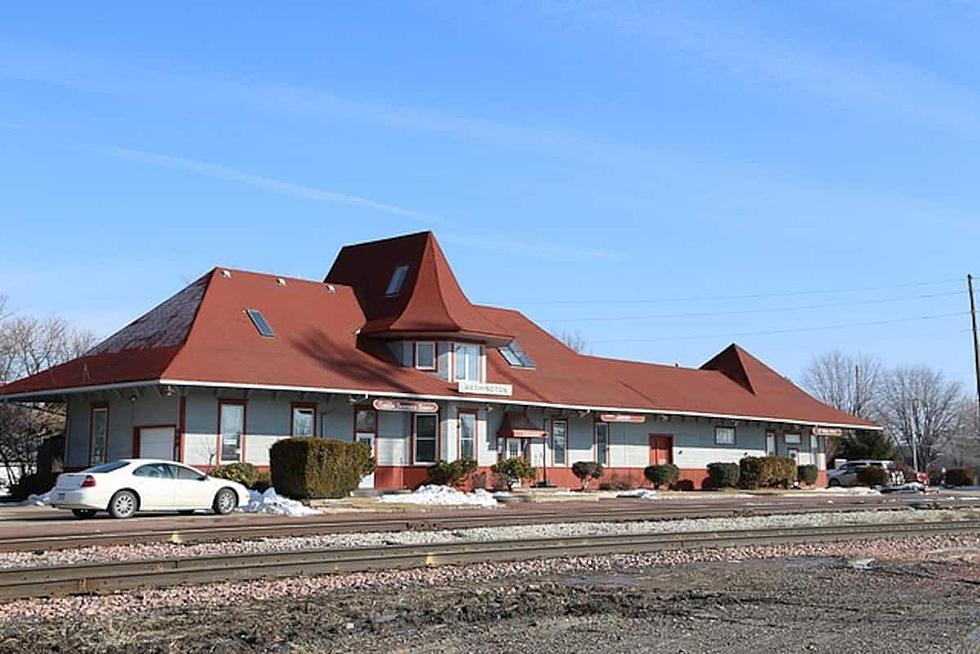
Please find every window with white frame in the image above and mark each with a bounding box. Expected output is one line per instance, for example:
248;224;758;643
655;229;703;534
414;341;436;370
458;411;476;460
715;426;736;445
594;422;609;466
454;343;482;382
89;406;108;465
552;419;568;466
413;414;438;465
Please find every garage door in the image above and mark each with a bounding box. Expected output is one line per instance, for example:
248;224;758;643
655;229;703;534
138;426;176;461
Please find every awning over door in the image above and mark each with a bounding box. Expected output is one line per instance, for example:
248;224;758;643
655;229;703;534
496;411;547;439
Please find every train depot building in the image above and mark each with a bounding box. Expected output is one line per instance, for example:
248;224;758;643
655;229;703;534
0;232;875;489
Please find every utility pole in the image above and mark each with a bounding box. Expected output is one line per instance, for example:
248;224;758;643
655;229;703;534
969;274;980;423
854;364;861;417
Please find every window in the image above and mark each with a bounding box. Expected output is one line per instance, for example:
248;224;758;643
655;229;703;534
498;341;534;368
414;342;436;370
386;264;410;296
245;309;275;337
291;404;316;437
784;432;802;445
133;463;173;479
89;406;108;465
594;422;609;466
355;407;377;433
413;413;438;465
170;464;206;481
552;419;568;466
715;426;736;445
219;401;246;463
458;411;477;460
454;343;482;382
84;461;129;474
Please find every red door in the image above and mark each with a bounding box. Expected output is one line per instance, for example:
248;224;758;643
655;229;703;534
649;435;673;465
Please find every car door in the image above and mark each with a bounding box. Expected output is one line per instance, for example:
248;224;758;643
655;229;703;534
130;463;176;510
168;464;213;509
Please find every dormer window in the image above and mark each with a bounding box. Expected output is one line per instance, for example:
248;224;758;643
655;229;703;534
499;341;534;368
454;343;482;382
385;264;410;296
414;341;436;370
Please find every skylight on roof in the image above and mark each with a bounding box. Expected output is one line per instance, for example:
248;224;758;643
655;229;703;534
499;341;534;368
385;264;410;296
245;309;275;338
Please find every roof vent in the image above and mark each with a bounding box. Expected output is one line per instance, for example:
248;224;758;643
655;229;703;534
326;283;336;293
276;277;286;286
221;270;232;278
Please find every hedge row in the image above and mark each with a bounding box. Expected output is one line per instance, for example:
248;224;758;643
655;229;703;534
269;438;375;499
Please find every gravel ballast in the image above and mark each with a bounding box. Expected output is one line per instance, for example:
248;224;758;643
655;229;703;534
0;534;978;653
1;507;975;570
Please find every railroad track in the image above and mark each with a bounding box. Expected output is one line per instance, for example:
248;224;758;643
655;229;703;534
1;495;975;553
1;519;978;601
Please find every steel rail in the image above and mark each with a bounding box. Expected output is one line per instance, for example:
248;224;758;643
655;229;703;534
1;496;975;553
1;519;978;601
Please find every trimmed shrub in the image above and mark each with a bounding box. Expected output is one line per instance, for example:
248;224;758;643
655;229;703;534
599;472;636;491
797;464;819;486
571;461;604;491
856;465;888;487
269;438;375;499
739;456;765;489
252;471;272;492
491;457;536;490
210;462;260;487
760;456;796;488
427;458;479;487
706;462;740;489
644;464;680;489
10;472;59;501
944;467;976;487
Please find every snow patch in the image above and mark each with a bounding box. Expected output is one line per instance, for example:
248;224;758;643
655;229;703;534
240;488;320;517
18;492;51;507
618;489;660;500
378;485;498;507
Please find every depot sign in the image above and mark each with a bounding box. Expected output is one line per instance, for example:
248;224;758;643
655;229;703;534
599;414;647;424
372;398;439;413
457;380;513;396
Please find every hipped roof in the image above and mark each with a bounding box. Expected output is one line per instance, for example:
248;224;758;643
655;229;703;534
0;232;877;430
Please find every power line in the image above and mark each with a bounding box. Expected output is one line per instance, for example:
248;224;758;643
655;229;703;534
537;290;963;323
590;311;968;344
492;276;963;306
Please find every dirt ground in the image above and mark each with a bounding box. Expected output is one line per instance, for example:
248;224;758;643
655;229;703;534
1;547;978;653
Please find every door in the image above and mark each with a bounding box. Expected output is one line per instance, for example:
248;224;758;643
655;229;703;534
137;426;176;460
130;462;176;510
355;433;375;489
649;435;673;465
167;464;212;509
766;432;776;456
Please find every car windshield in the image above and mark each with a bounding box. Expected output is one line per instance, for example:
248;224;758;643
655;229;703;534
83;461;130;474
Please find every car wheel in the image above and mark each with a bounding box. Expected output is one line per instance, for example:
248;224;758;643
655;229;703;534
71;509;97;519
212;488;238;515
828;478;841;487
108;490;139;519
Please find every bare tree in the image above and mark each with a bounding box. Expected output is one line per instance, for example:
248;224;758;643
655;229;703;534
558;330;589;354
800;351;883;419
0;310;97;486
945;398;980;468
878;366;964;470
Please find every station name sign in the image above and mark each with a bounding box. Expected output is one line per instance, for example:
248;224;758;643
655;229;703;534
457;380;513;397
811;426;843;437
599;413;646;424
372;398;439;413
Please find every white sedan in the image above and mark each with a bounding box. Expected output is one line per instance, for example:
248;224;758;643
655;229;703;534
50;459;249;519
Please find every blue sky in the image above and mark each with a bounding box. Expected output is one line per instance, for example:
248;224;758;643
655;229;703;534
1;1;978;388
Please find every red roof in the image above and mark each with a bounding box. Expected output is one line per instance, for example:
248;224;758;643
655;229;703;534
0;233;876;429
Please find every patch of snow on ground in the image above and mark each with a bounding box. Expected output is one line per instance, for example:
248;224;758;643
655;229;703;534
618;489;660;500
241;488;320;517
378;485;498;507
18;492;51;507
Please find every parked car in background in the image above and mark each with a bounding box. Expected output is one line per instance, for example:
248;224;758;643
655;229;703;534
50;459;249;519
827;460;893;487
